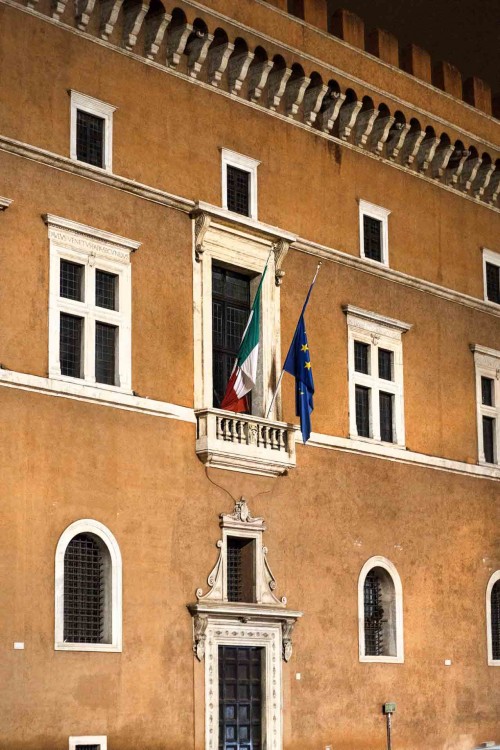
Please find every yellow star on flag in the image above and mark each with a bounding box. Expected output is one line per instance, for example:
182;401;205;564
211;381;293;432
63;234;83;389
304;361;312;369
301;344;309;352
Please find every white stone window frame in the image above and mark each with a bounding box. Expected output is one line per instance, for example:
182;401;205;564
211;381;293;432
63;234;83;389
471;344;500;465
70;90;116;172
486;570;500;666
358;556;404;664
221;148;260;220
482;247;500;304
69;737;107;750
55;519;122;653
343;305;411;448
358;199;391;267
45;214;139;394
193;207;290;420
204;618;282;750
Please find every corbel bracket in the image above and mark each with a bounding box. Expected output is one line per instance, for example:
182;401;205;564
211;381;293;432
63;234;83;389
192;210;212;262
273;238;290;286
0;197;13;211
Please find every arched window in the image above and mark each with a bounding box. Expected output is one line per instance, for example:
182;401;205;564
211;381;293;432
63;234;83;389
55;520;122;652
486;571;500;665
358;556;404;663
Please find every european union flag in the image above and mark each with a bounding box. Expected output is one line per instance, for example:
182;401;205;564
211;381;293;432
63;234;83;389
283;311;315;444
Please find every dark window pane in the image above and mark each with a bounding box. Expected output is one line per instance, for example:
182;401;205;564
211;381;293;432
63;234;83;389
483;416;495;463
482;377;494;406
227;537;254;603
354;341;369;374
287;0;304;18
212;266;250;408
355;385;370;437
227;165;250;216
364;570;384;656
76;745;100;750
60;260;84;301
96;270;117;310
95;322;116;385
363;215;382;262
64;533;104;643
380;391;394;442
76;109;104;168
378;348;393;380
60;313;83;378
492;581;500;660
486;263;500;304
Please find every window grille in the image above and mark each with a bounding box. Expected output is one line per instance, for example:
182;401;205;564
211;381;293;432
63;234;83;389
76;110;105;168
483;416;495;463
95;322;117;385
227;536;254;603
354;341;369;374
492;581;500;660
64;533;104;643
76;746;100;750
60;313;83;378
486;262;500;304
364;570;384;656
60;260;84;301
482;377;494;406
363;215;382;262
355;385;370;437
212;266;250;408
378;348;393;381
96;270;117;310
379;392;394;442
227;165;250;216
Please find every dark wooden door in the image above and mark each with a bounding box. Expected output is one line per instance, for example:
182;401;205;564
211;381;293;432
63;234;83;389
218;645;263;750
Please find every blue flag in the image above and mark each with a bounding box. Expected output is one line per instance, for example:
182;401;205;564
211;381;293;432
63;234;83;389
283;310;315;444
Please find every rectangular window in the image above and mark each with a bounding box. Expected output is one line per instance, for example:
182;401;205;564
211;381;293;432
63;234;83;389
472;344;500;466
354;341;369;374
359;200;391;266
363;215;382;262
226;536;255;603
47;215;136;392
70;91;116;172
212;266;250;409
379;392;394;442
345;305;410;446
221;149;260;220
76;110;104;168
69;738;107;750
227;165;250;217
355;385;370;438
60;314;83;378
486;262;500;304
218;646;263;750
483;416;495;464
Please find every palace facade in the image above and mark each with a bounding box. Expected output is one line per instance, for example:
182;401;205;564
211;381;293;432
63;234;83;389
0;1;499;748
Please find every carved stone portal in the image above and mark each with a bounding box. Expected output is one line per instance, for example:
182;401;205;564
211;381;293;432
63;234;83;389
188;498;302;662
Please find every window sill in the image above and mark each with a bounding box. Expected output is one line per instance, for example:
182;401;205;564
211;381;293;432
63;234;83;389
359;655;404;664
48;373;133;395
348;433;406;450
195;408;296;477
360;253;389;268
55;642;121;652
70;156;113;174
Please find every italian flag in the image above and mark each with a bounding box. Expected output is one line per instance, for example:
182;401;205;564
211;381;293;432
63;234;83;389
220;266;267;413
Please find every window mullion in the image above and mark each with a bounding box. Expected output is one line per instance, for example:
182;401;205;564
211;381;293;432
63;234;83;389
86;266;96;384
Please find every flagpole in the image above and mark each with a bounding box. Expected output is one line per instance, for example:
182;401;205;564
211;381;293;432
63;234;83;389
266;261;322;420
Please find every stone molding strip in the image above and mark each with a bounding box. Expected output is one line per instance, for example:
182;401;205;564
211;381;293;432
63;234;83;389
1;0;499;210
0;367;498;481
1;137;500;320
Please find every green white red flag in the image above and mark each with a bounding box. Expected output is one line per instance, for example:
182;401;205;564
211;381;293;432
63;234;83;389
220;265;267;413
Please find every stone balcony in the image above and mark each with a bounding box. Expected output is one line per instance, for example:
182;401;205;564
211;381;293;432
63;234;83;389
195;408;296;477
